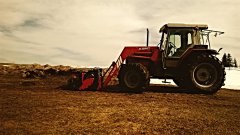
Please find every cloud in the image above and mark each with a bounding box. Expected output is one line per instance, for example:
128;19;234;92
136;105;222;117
0;26;11;33
53;47;91;61
0;57;11;63
12;35;41;45
0;24;41;45
20;18;43;28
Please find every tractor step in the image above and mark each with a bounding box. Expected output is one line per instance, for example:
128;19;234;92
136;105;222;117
162;79;171;83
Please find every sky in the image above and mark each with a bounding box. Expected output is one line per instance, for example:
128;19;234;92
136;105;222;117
0;0;240;67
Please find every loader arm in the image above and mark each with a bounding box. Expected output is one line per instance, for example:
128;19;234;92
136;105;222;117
103;46;157;87
103;47;140;87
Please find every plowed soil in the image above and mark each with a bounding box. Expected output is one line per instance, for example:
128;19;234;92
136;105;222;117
1;74;240;134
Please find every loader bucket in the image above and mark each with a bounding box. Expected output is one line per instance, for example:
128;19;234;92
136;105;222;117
67;69;102;90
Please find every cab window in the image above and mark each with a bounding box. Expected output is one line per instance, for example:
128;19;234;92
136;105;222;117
166;29;193;57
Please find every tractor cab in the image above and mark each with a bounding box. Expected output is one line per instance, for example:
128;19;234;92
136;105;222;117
159;23;208;58
157;23;224;69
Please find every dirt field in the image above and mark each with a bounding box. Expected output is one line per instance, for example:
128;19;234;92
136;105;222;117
1;74;240;134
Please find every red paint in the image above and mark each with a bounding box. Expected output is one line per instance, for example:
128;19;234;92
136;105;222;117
77;46;162;90
103;46;160;87
79;78;94;90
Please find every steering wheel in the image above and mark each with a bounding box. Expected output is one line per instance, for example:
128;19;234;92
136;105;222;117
169;42;177;49
166;42;177;56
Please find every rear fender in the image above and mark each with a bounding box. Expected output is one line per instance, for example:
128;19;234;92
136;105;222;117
178;49;219;66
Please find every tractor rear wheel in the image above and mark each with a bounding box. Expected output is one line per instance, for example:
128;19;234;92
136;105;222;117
188;55;225;94
118;63;149;91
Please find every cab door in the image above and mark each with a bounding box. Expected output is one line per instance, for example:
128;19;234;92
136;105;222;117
159;31;168;69
164;29;194;68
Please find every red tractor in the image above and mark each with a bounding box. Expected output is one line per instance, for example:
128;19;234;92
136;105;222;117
68;23;225;94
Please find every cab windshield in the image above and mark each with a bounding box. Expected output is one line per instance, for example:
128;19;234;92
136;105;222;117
165;29;193;57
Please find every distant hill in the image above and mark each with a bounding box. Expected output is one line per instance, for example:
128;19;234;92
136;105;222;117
0;63;16;66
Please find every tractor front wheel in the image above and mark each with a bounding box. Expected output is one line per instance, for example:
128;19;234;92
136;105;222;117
118;63;149;91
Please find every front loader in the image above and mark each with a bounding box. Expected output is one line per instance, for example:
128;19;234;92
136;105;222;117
68;23;225;94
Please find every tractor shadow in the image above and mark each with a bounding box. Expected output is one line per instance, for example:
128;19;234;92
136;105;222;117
59;83;208;95
146;85;207;94
104;84;208;95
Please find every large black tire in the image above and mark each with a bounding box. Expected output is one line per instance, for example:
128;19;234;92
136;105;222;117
118;63;149;91
187;55;225;94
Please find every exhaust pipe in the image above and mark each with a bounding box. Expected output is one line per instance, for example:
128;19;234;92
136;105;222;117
146;28;149;47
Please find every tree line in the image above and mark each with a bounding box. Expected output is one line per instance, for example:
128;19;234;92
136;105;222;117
222;53;238;67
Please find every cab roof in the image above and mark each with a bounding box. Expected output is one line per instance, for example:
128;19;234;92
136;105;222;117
160;23;208;32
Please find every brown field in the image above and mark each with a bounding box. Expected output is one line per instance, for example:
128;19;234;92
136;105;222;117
1;74;240;134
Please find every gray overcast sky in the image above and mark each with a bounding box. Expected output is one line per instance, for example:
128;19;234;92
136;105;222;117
0;0;239;66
